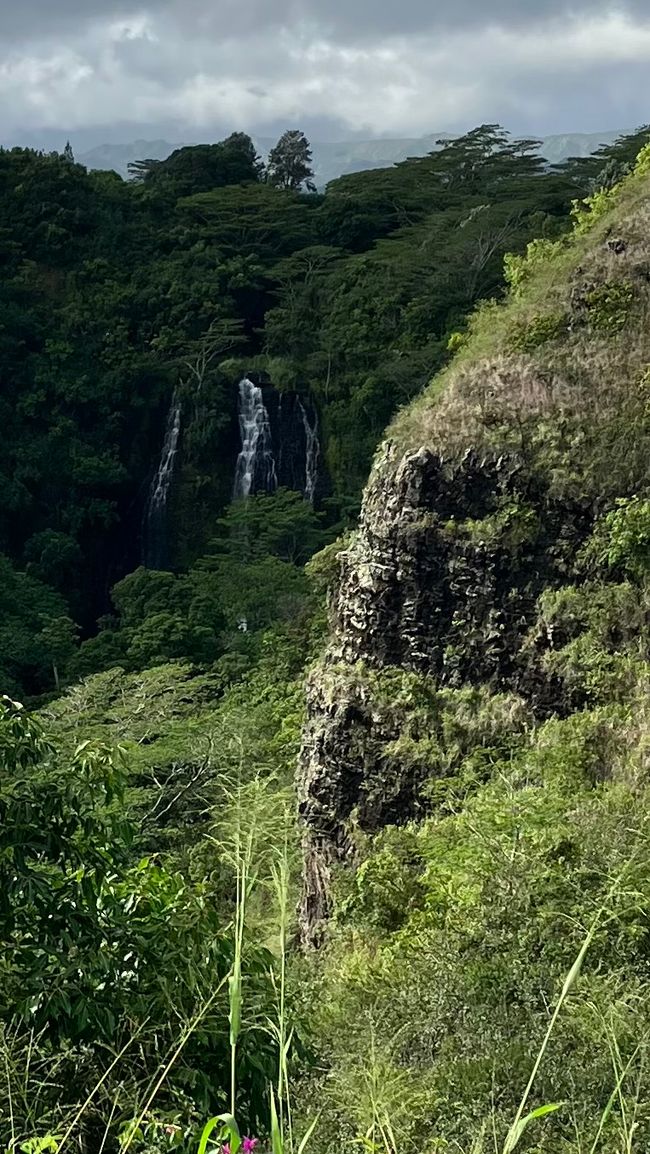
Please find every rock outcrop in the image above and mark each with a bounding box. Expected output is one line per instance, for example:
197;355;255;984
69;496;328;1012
298;443;592;942
298;171;650;944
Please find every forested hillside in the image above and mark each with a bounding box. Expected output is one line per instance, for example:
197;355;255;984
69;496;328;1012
2;125;650;1154
1;122;609;696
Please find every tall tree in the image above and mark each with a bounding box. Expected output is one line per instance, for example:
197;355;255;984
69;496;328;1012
560;125;650;192
267;130;316;192
127;156;162;181
128;136;264;196
37;614;79;689
219;131;266;183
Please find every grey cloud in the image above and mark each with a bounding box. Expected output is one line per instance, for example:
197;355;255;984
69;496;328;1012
150;0;650;41
2;0;648;42
2;0;650;142
0;0;139;40
318;0;647;36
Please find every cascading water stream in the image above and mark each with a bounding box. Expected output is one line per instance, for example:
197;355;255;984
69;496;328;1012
233;378;278;500
144;396;182;569
298;400;320;504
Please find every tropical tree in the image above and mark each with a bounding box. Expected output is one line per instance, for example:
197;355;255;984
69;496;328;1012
128;135;264;197
127;156;162;181
267;130;316;192
37;614;80;689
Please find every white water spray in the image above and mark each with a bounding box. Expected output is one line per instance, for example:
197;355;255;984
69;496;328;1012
299;399;320;503
144;396;182;568
149;400;181;512
233;378;277;500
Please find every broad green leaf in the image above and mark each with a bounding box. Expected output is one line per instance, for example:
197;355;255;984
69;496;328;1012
198;1114;241;1154
503;1102;563;1154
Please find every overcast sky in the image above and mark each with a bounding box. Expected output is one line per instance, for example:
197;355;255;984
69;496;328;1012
2;0;650;147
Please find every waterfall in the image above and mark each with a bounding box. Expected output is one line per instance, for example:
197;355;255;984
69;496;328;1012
144;396;182;569
299;400;320;504
233;378;277;500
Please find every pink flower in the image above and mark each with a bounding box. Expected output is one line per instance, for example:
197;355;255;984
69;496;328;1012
222;1136;258;1154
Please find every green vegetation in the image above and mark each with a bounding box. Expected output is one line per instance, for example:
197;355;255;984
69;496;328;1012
0;123;594;696
66;489;325;684
0;695;284;1148
585;281;635;333
294;132;650;1152
509;310;569;352
267;130;316;192
3;125;650;1154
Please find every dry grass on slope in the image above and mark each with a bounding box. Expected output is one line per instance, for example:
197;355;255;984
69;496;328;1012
389;168;650;503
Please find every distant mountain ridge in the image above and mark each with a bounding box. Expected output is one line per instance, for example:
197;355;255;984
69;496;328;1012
78;130;626;187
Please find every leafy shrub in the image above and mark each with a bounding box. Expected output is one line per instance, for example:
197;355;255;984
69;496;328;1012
634;141;650;176
0;696;279;1146
301;756;650;1153
509;311;569;352
571;185;622;234
336;826;427;932
585;280;634;333
503;238;566;297
587;496;650;581
446;330;467;353
529;581;649;704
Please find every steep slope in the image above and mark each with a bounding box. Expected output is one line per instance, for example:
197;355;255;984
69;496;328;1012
299;149;650;944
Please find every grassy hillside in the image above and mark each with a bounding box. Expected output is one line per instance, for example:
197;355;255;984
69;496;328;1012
294;148;650;1153
393;147;650;489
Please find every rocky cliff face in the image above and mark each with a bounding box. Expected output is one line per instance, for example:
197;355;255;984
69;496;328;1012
298;443;591;942
298;166;650;945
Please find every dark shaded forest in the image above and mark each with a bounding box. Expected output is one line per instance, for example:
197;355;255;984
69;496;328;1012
6;122;642;696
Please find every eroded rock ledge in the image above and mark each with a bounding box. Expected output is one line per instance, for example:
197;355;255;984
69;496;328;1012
298;440;593;944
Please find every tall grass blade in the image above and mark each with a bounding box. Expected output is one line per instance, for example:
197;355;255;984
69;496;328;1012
501;853;643;1154
589;1044;640;1154
270;1088;284;1154
501;913;600;1154
3;1046;16;1153
55;1029;143;1153
120;972;230;1154
229;971;242;1048
296;1114;320;1154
